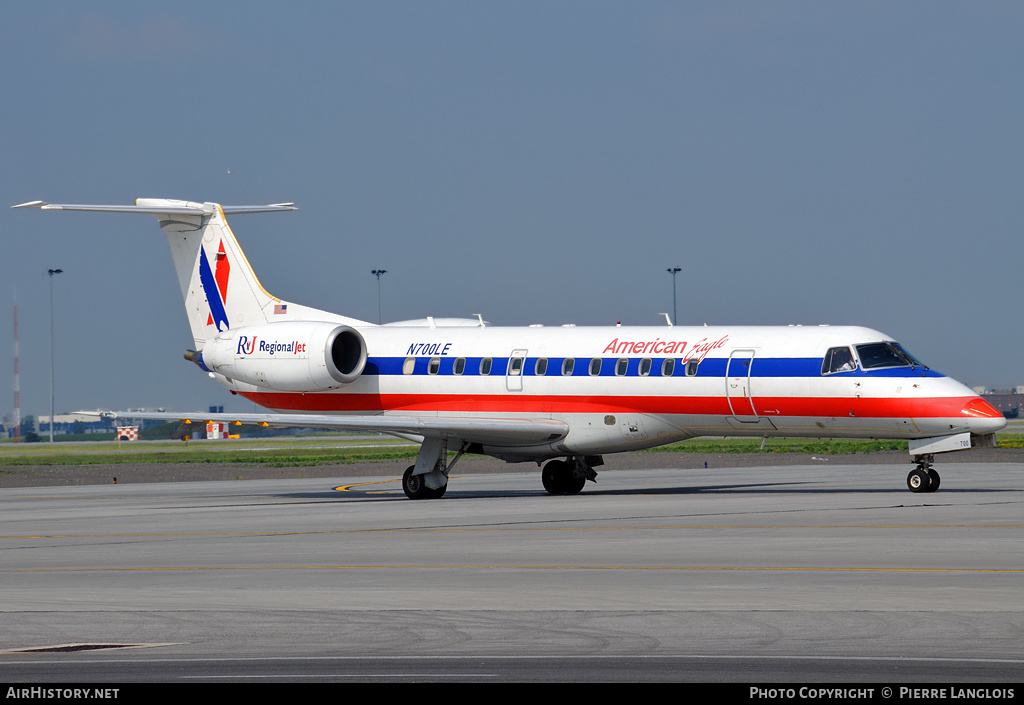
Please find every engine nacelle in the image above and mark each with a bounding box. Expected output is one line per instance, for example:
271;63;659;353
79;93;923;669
192;322;367;392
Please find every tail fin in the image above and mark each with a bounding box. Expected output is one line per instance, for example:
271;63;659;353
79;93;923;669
13;199;369;346
146;198;301;345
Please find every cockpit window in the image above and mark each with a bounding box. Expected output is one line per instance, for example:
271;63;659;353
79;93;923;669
821;346;857;375
855;342;926;370
891;343;925;367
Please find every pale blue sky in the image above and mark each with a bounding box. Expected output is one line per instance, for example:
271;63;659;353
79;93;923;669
2;2;1022;415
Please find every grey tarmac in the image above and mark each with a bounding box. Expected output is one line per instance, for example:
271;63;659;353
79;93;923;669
0;450;1021;682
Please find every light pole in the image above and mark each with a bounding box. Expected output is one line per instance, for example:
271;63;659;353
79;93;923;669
371;269;387;325
666;267;681;326
47;268;63;442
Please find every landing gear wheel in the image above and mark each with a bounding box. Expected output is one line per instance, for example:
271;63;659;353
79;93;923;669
907;468;931;493
542;460;567;495
565;473;586;494
543;460;587;495
403;465;446;499
908;454;941;494
403;465;428;500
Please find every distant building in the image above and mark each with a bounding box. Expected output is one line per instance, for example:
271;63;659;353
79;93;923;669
979;389;1023;419
35;413;115;436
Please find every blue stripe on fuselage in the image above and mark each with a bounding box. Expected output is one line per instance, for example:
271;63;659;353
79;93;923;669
360;356;945;379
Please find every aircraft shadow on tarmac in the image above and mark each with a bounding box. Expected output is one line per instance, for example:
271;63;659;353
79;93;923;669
277;479;1013;501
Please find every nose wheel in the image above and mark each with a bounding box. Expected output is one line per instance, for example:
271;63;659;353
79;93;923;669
907;455;940;493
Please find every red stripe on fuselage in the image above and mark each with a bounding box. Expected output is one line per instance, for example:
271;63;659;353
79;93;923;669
237;391;990;419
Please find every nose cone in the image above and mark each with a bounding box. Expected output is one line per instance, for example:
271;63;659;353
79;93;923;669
961;397;1008;434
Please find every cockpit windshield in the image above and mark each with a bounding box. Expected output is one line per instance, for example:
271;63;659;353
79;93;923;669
854;342;927;370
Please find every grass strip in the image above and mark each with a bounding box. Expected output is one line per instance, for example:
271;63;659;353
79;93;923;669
2;434;1019;467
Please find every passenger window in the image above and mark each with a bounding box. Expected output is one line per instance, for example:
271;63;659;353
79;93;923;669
453;358;465;375
480;357;492;375
662;358;675;376
535;358;548;376
685;358;699;376
402;357;416;375
616;358;628;376
639;358;652;376
509;357;523;376
428;357;440;375
589;358;602;376
822;347;857;375
562;358;575;376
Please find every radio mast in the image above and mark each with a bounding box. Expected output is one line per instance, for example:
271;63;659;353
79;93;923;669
13;301;20;441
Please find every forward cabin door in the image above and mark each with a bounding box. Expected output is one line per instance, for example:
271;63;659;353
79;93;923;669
725;348;778;430
726;349;768;426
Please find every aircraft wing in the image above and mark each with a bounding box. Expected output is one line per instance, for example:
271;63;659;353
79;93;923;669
82;410;569;447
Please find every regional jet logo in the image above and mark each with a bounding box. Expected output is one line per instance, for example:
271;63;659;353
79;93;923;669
237;336;258;355
235;336;307;356
199;241;230;332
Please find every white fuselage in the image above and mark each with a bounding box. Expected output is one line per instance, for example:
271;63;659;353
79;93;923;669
213;322;1004;461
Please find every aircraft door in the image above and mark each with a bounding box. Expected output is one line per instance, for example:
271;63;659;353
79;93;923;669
506;349;527;392
726;349;759;422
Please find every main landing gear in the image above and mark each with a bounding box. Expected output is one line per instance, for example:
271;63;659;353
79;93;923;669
907;454;940;493
541;456;601;495
403;465;447;499
402;437;467;500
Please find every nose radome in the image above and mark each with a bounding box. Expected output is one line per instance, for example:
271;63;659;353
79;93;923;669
961;397;1007;433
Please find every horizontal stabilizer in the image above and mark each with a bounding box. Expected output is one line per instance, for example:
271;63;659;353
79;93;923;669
13;200;297;215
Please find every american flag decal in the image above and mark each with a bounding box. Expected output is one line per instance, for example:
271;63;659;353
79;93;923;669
274;304;288;315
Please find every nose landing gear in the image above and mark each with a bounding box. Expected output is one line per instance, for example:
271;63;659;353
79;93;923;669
907;454;940;493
